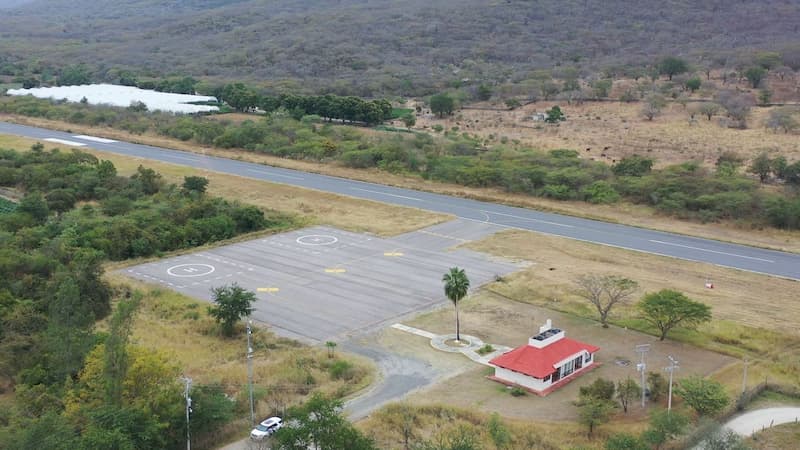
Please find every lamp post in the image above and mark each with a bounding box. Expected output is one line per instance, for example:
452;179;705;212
665;356;679;413
182;376;192;450
247;319;255;427
635;344;651;408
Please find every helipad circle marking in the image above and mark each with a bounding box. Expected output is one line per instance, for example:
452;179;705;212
296;234;338;246
167;263;216;278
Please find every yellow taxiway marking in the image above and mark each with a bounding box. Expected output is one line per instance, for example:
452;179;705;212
324;268;347;273
257;287;280;293
383;252;404;257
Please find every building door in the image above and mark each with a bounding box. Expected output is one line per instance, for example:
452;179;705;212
552;367;561;382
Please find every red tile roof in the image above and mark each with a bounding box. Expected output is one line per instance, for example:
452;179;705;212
490;337;600;378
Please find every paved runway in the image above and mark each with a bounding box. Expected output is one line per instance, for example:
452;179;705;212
122;224;521;343
3;120;798;280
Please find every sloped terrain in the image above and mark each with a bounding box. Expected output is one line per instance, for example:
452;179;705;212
1;0;798;94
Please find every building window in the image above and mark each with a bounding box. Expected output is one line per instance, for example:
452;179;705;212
544;374;551;382
585;353;592;363
562;359;575;376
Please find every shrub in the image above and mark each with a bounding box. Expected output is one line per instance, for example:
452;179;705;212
510;386;526;397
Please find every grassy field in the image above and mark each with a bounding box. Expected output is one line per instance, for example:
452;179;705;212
748;422;800;450
3;114;799;253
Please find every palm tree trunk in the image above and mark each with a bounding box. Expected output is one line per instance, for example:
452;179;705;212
455;301;460;342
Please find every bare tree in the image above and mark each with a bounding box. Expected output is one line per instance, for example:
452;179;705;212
575;275;638;327
715;90;755;128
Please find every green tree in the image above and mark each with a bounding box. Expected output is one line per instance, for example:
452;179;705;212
642;94;667;121
757;88;772;105
430;93;455;118
605;433;648;450
676;376;730;416
104;296;139;406
641;410;689;450
401;113;416;128
131;165;162;195
477;84;493;101
658;57;689;80
58;64;91;86
182;176;209;195
612;155;654;177
579;378;616;401
188;384;236;438
685;77;702;92
698;102;721;121
46;277;96;383
18;191;49;223
574;275;638;327
616;378;641;413
545;105;566;123
744;66;767;88
7;411;80;450
647;372;668;402
749;152;773;182
275;392;376;450
207;284;255;337
638;290;711;341
578;398;615;438
591;79;613;98
442;267;470;342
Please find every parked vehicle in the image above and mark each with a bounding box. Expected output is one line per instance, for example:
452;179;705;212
250;416;283;440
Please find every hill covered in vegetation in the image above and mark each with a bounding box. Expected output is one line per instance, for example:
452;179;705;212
1;0;798;95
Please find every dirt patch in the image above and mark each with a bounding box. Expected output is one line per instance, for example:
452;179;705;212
464;229;800;334
414;98;800;168
401;293;734;421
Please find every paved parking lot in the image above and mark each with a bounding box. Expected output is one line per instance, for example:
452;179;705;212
123;222;522;343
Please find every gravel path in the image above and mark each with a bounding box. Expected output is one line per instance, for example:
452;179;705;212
724;407;800;436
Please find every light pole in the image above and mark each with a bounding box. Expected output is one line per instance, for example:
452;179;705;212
247;318;255;427
182;376;192;450
635;344;651;408
665;356;679;413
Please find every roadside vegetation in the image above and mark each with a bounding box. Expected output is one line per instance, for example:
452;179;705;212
2;95;799;233
0;144;370;449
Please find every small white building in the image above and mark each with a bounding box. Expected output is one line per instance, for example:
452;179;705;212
489;320;599;396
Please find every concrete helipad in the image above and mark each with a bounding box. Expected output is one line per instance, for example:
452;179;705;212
122;222;522;343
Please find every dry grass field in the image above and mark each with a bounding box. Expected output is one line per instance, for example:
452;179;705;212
747;422;800;450
465;229;800;335
3;115;800;253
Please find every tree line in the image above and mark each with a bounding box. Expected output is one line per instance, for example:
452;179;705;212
216;83;393;124
0;145;293;448
2;96;798;230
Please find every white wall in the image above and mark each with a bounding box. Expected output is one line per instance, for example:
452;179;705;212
494;367;549;391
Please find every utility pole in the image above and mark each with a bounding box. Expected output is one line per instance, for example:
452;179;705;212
635;344;651;408
742;358;749;394
665;356;679;413
247;318;255;427
182;376;192;450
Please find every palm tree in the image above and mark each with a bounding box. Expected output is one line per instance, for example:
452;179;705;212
442;267;470;342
